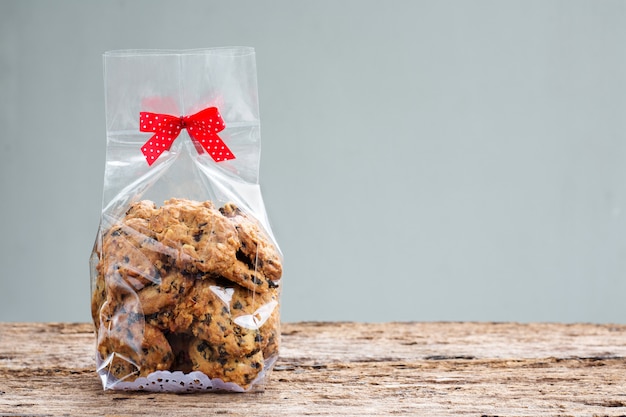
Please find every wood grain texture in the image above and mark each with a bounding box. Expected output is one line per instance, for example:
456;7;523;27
1;322;626;416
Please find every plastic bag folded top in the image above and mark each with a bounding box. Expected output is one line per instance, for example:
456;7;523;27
102;48;267;223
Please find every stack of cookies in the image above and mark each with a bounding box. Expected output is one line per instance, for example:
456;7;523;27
91;198;282;390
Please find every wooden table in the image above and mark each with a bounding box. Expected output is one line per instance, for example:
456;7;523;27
1;322;626;416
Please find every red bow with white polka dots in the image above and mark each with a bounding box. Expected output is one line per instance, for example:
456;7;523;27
139;106;234;166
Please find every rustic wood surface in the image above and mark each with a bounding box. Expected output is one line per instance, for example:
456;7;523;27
1;321;626;416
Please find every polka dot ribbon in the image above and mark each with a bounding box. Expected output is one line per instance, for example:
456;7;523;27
139;106;234;166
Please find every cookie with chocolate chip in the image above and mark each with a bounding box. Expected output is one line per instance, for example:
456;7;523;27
97;310;174;381
189;337;265;389
99;216;170;294
91;270;107;330
229;279;280;359
220;203;282;282
148;198;240;278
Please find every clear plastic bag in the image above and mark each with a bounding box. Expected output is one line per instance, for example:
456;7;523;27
90;48;282;392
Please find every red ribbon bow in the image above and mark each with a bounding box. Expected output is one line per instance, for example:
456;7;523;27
139;106;235;166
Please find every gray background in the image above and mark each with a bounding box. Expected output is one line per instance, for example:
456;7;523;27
1;0;625;323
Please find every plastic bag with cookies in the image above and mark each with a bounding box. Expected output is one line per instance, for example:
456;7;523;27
90;48;282;392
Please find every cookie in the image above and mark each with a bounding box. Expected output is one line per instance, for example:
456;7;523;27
91;271;107;330
99;217;167;293
97;310;174;381
189;337;265;389
92;266;139;331
229;281;280;358
186;278;262;357
220;260;280;295
148;198;240;276
220;203;282;281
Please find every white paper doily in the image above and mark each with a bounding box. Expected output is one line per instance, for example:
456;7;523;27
97;354;277;393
